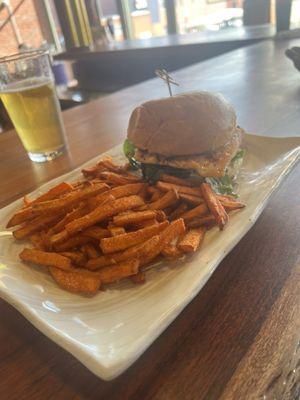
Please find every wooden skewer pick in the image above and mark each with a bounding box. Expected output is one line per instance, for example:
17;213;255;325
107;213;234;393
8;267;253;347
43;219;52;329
155;68;179;97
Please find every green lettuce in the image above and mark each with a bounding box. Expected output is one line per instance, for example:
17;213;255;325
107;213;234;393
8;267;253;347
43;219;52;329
206;175;237;198
123;139;140;170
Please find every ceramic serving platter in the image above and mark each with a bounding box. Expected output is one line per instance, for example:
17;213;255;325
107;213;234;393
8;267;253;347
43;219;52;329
0;133;299;380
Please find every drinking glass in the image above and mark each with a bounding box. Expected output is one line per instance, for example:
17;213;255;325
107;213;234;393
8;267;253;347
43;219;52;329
0;50;66;162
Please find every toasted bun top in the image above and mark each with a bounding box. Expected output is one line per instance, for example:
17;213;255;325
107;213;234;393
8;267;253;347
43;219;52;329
127;91;237;156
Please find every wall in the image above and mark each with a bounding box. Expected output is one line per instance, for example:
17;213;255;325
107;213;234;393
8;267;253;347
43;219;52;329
0;0;43;56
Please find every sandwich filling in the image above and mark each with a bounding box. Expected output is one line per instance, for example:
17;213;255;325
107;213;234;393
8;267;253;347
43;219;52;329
134;128;243;178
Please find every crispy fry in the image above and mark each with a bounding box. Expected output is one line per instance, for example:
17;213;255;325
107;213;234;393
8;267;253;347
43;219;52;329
25;182;74;206
7;206;37;228
13;214;62;240
112;210;157;226
180;203;208;221
156;181;202;197
160;173;195;187
148;190;179;210
130;218;159;230
60;251;86;266
131;271;146;284
178;227;206;253
100;171;140;185
50;204;89;234
49;267;101;294
32;183;109;214
50;229;70;245
86;254;116;270
201;183;229;230
96;259;139;284
217;197;246;211
82;164;105;178
100;221;169;254
168;202;189;221
87;193;115;211
83;226;110;240
186;215;216;228
81;244;99;259
108;226;126;236
151;189;163;202
19;248;72;271
162;244;183;259
179;193;204;206
66;195;144;235
54;234;93;252
29;234;45;250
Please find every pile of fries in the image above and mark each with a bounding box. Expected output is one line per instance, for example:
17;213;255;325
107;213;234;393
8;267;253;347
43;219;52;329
7;157;245;295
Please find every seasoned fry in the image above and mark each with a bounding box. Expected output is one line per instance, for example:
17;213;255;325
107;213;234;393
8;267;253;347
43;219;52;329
60;251;86;266
100;221;169;254
7;206;37;228
108;226;126;236
156;181;202;197
29;234;46;250
13;214;62;240
81;244;99;259
50;229;69;245
96;259;139;284
217;197;245;211
160;173;195;187
112;210;157;226
131;271;146;284
178;227;206;253
66;195;144;235
162;244;183;259
186;214;216;228
201;183;229;230
32;183;109;214
49;267;101;294
54;234;93;252
83;226;110;240
25;182;74;206
168;202;189;221
180;203;208;221
148;190;179;210
20;248;72;271
130;218;159;230
179;193;204;206
100;171;140;185
50;204;88;234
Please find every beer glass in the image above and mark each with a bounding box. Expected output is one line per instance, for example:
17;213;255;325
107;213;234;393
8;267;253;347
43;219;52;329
0;50;66;162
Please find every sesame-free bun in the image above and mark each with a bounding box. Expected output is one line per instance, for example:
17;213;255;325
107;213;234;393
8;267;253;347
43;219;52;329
127;91;237;156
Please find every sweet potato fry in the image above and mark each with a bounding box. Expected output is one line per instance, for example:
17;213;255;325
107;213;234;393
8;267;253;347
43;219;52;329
50;229;70;245
82;164;105;178
50;204;89;234
149;190;179;210
179;193;204;206
130;218;159;230
96;259;139;284
54;234;93;252
83;226;110;240
86;254;117;270
162;244;183;259
168;202;189;221
19;248;72;271
150;189;163;202
25;182;74;206
156;181;202;197
49;267;101;294
81;244;99;259
108;226;126;236
186;215;216;228
160;173;195;187
180;203;208;221
201;183;229;230
66;195;144;235
100;221;169;254
100;171;140;185
112;210;157;226
29;234;46;250
6;206;37;228
60;251;86;266
178;227;206;253
13;214;62;240
131;271;146;284
87;193;115;211
217;197;245;211
32;183;109;214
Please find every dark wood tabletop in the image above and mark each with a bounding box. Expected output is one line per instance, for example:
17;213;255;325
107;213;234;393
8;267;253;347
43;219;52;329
1;38;300;400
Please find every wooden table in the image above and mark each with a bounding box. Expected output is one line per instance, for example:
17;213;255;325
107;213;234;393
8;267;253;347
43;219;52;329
1;38;300;399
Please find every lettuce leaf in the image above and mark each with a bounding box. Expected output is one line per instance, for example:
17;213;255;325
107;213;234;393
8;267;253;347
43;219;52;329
123;139;140;170
231;149;245;163
206;175;237;198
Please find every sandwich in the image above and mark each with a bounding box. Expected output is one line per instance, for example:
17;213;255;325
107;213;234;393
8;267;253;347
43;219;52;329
124;91;245;196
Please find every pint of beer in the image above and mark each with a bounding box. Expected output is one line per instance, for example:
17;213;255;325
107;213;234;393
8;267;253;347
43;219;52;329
0;51;66;162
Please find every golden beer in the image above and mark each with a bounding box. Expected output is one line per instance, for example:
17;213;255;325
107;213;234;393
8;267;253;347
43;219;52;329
0;78;65;156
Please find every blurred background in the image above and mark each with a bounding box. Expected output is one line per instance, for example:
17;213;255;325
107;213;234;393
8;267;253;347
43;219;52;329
1;0;300;130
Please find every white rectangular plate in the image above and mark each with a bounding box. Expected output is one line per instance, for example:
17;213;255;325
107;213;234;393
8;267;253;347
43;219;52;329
0;134;299;380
